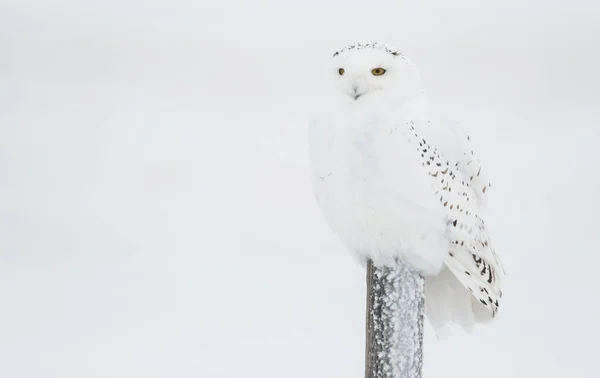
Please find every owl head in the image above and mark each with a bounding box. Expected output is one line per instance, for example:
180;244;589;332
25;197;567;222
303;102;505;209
331;41;425;107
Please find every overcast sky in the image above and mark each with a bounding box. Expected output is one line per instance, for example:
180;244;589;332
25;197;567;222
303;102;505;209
1;1;599;377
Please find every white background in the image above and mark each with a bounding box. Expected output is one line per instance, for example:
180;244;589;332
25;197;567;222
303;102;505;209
1;1;599;377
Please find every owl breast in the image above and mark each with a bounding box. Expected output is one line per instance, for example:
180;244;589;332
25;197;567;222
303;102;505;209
309;108;448;273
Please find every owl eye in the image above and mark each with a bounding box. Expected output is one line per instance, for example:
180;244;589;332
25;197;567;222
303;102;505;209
338;68;345;75
371;68;386;76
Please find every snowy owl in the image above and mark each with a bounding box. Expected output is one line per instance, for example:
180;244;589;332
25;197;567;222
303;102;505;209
308;41;505;336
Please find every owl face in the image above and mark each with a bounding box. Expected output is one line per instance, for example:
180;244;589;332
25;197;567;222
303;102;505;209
331;43;424;106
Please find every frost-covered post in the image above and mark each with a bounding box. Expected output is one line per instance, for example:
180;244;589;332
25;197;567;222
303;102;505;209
365;259;425;378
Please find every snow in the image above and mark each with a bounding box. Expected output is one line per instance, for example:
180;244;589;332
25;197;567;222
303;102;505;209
1;1;600;377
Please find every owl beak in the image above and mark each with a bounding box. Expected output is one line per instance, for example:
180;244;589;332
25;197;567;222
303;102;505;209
351;77;368;100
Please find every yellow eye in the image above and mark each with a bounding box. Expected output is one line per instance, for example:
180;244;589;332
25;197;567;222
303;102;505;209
371;68;386;76
338;68;345;75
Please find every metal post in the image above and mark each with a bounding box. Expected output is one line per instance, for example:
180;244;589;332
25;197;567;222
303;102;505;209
365;259;425;378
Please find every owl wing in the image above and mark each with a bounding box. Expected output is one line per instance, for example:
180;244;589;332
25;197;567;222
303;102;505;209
451;128;492;209
413;115;492;208
443;212;505;317
408;118;505;317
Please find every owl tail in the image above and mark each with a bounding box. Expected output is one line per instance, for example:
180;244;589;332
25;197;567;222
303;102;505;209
424;268;494;339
